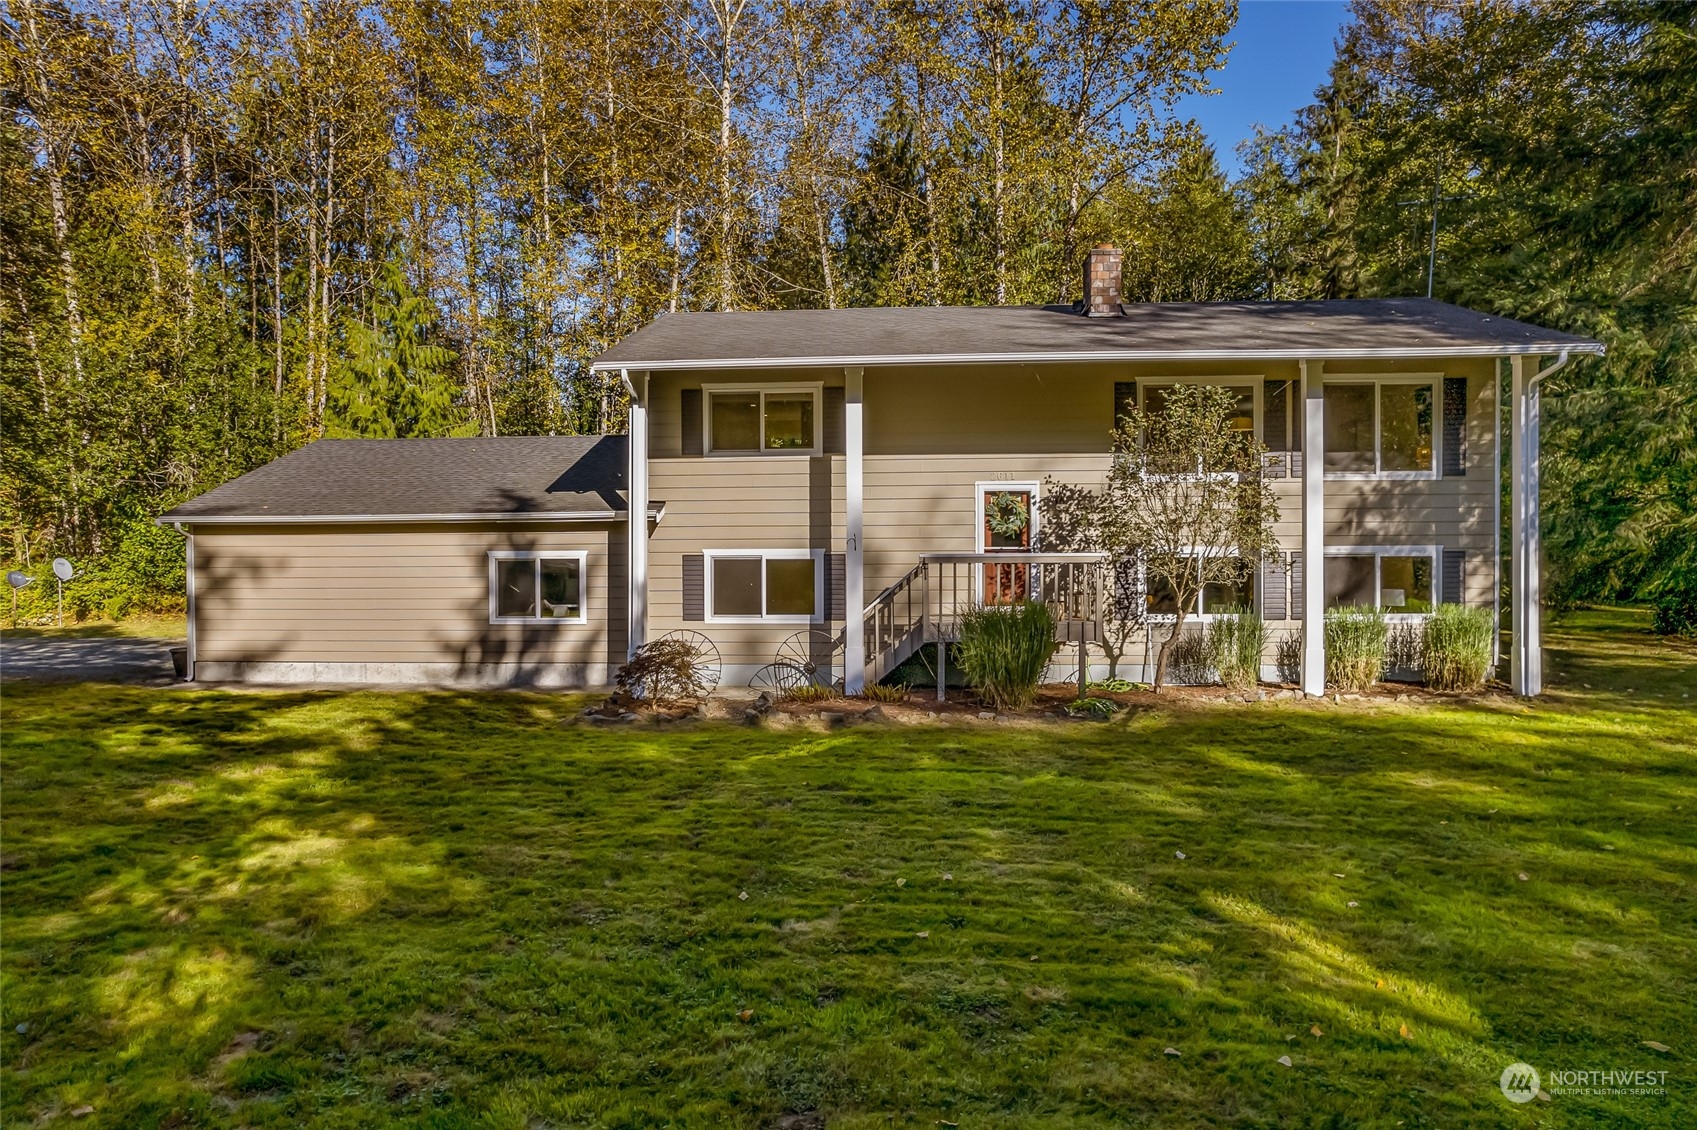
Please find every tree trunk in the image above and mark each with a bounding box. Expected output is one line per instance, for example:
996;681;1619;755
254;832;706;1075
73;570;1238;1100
1153;608;1189;691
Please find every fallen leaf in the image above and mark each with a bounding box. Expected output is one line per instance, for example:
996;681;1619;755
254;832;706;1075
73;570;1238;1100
1277;1055;1293;1067
737;1009;753;1022
941;872;953;881
1399;1023;1412;1039
1347;901;1359;907
916;930;930;938
896;877;906;887
1644;1040;1671;1052
1517;872;1530;882
1174;851;1186;860
1376;979;1386;989
1440;820;1448;825
738;891;749;901
1332;873;1346;878
1029;954;1039;962
1311;1025;1324;1037
71;1108;94;1118
938;1122;959;1128
1164;1047;1181;1056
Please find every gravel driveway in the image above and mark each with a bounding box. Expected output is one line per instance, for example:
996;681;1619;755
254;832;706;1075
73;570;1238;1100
0;637;185;686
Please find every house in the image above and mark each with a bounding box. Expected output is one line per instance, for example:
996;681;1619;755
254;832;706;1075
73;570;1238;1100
161;247;1603;696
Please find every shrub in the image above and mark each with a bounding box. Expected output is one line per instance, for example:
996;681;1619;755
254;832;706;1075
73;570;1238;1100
1325;606;1388;692
1205;608;1268;692
1422;604;1496;691
1386;622;1424;677
857;682;909;704
1653;590;1697;638
783;684;839;704
956;601;1056;711
1164;631;1212;685
1275;632;1303;685
615;637;714;704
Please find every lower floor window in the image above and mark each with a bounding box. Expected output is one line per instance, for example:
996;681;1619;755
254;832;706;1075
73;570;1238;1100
708;551;820;621
1146;555;1256;617
489;552;586;622
1325;549;1435;613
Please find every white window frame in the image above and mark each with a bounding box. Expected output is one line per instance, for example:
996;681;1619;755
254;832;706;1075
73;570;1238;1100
1322;374;1442;481
1130;376;1264;480
1141;546;1259;623
1323;545;1442;620
703;548;824;624
702;382;823;457
487;549;590;625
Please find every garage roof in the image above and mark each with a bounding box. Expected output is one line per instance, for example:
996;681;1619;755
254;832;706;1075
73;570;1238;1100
161;435;647;525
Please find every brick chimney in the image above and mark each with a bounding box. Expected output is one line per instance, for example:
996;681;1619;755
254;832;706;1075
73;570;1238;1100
1081;244;1123;316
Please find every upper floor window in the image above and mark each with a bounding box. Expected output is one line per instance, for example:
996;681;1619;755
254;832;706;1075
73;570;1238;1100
706;385;820;455
1324;377;1438;477
1117;380;1257;436
489;551;587;624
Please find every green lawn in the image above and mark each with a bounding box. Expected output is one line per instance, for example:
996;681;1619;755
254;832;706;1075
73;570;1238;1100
1;612;187;640
2;610;1692;1128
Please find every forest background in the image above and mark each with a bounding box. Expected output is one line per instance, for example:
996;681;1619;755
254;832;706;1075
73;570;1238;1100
2;0;1691;629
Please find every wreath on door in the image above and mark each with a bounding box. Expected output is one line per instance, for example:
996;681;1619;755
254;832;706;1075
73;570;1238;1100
985;491;1030;540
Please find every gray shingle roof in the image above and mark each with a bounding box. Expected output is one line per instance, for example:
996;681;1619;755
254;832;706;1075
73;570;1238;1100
590;298;1603;371
162;435;630;523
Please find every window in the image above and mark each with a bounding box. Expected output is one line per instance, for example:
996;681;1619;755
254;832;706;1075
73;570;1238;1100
1145;553;1256;618
1324;378;1438;477
1142;382;1257;436
706;550;821;622
706;385;819;454
1324;548;1437;614
488;551;587;623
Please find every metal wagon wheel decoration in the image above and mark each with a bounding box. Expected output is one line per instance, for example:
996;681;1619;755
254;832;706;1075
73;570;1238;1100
775;629;845;691
655;628;722;697
749;662;809;696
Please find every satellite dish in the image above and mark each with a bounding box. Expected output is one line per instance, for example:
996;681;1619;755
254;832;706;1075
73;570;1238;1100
7;571;32;590
52;557;74;581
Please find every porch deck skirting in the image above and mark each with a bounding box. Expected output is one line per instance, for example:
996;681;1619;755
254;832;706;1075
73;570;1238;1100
193;659;615;688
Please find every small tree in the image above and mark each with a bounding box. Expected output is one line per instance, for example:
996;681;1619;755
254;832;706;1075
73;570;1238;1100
1113;384;1278;688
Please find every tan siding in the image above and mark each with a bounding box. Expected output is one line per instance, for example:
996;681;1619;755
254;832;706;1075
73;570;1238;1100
195;523;625;677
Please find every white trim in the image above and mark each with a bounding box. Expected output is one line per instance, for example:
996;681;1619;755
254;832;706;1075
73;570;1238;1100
701;381;823;457
184;526;196;681
1494;357;1504;675
1320;372;1443;480
702;548;826;625
487;550;590;625
1301;359;1326;696
844;367;865;693
589;343;1604;374
1321;545;1443;620
627;369;650;657
975;481;1041;605
159;510;642;526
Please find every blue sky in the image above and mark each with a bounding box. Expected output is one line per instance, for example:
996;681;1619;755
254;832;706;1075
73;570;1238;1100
1177;0;1350;179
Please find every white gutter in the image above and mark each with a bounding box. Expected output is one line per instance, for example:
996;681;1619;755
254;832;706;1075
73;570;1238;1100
589;343;1604;373
1528;348;1572;387
154;505;666;527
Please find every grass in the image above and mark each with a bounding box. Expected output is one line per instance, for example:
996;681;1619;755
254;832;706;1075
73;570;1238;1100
2;608;1693;1128
2;611;186;640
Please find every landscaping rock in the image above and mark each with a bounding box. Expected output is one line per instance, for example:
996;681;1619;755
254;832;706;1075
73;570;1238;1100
821;711;846;726
855;706;889;725
743;709;765;726
977;711;995;720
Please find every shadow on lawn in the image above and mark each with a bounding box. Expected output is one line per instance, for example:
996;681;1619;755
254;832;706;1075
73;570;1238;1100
2;613;1693;1126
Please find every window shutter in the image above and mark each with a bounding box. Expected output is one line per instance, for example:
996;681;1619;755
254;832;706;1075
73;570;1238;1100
1261;555;1288;621
823;387;846;454
827;553;846;620
1289;551;1303;613
682;554;705;621
1442;549;1465;604
1113;381;1136;431
681;389;703;457
1442;377;1467;477
1263;380;1289;478
1110;556;1144;622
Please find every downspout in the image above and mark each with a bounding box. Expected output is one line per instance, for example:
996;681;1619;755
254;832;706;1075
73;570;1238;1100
1528;349;1571;388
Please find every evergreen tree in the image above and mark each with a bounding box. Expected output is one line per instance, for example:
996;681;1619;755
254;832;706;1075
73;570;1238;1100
326;257;471;439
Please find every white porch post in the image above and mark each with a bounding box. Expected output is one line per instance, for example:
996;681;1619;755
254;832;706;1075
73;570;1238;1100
1301;359;1326;697
843;366;866;693
625;369;649;661
1510;355;1541;695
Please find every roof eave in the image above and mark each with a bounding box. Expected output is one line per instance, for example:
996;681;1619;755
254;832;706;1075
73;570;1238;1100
157;508;651;527
589;342;1605;373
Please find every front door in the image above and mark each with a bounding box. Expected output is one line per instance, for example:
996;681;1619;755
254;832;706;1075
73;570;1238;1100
978;484;1037;605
